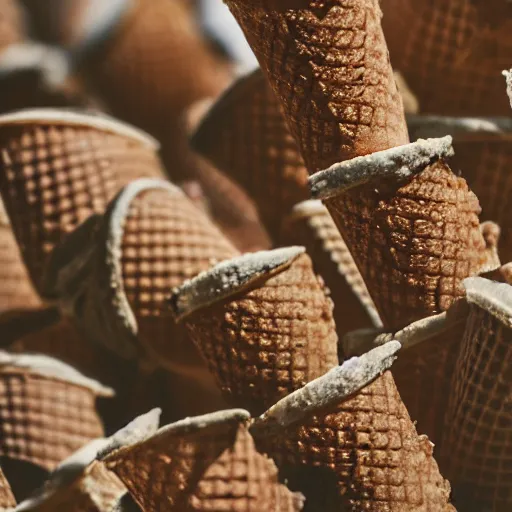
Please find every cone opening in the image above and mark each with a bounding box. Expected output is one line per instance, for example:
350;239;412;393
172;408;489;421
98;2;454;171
0;108;159;149
169;246;306;321
309;136;454;199
0;350;114;396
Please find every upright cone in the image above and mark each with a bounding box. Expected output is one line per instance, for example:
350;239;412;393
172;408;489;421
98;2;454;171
0;465;15;509
0;109;163;295
441;277;512;511
251;342;456;511
103;409;304;511
169;247;339;415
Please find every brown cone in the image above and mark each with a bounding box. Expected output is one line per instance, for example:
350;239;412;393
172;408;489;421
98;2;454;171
252;342;456;511
0;352;113;472
0;0;25;51
310;137;491;330
280;200;382;341
0;109;163;296
441;277;512;511
0;465;15;509
103;409;304;512
381;0;512;116
224;0;409;174
192;68;309;239
169;247;339;415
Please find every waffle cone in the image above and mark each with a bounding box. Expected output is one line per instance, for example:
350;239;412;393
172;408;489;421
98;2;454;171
251;343;455;510
310;137;491;330
224;0;409;174
381;0;512;116
169;247;339;415
0;109;163;296
441;278;512;510
192;68;309;239
0;466;15;509
281;200;382;340
0;352;113;472
0;0;26;51
103;410;304;511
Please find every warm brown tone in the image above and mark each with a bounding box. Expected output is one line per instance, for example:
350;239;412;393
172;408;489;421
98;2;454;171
0;0;25;50
381;0;512;116
225;0;409;174
0;465;15;509
192;69;309;239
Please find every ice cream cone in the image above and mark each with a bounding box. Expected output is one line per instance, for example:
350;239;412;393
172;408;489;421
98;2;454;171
381;0;512;116
280;200;382;340
169;247;339;415
409;115;512;261
251;342;455;510
0;351;113;472
309;137;492;330
192;68;309;239
441;277;512;511
0;0;25;51
0;466;15;509
224;0;409;174
0;109;163;297
103;409;304;511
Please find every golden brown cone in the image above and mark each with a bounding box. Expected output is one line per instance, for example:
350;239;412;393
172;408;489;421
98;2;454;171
0;465;15;509
103;410;304;512
381;0;512;116
0;352;113;472
280;200;382;341
192;68;309;239
82;0;231;137
0;109;163;296
224;0;409;174
169;247;339;416
441;277;512;511
310;138;491;330
0;0;25;51
251;342;455;511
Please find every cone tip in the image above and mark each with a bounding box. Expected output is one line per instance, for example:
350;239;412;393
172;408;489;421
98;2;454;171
169;246;306;321
309;136;454;199
0;350;114;396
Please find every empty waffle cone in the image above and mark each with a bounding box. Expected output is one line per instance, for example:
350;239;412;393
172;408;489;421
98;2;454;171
281;200;382;339
251;342;456;510
409;115;512;262
0;108;163;296
441;277;512;511
224;0;409;174
310;137;492;330
0;465;15;509
381;0;512;116
192;68;309;239
169;247;339;415
0;351;113;474
103;409;304;512
14;408;161;512
0;0;25;51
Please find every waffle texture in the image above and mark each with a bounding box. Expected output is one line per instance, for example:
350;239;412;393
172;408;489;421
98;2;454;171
225;0;409;173
0;465;15;509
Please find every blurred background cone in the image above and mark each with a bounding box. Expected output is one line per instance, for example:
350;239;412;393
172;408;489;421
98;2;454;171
224;0;409;174
0;109;164;296
192;68;309;241
170;247;339;415
381;0;512;116
0;0;26;51
310;137;491;330
441;277;512;511
103;409;303;512
0;465;15;509
251;342;455;511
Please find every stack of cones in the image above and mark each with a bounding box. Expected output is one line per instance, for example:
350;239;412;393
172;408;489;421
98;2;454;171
169;247;339;415
0;465;15;509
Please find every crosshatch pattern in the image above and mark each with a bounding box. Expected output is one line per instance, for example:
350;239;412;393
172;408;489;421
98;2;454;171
382;0;512;115
184;254;339;416
0;465;15;509
260;371;455;510
0;123;162;291
0;369;104;470
193;70;309;239
442;304;512;509
226;0;409;173
325;161;486;330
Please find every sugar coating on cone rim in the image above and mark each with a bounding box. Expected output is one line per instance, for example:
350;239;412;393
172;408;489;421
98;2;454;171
309;137;454;199
504;69;512;108
287;200;327;221
251;341;401;436
170;246;306;320
0;108;159;149
0;350;114;396
464;277;512;328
